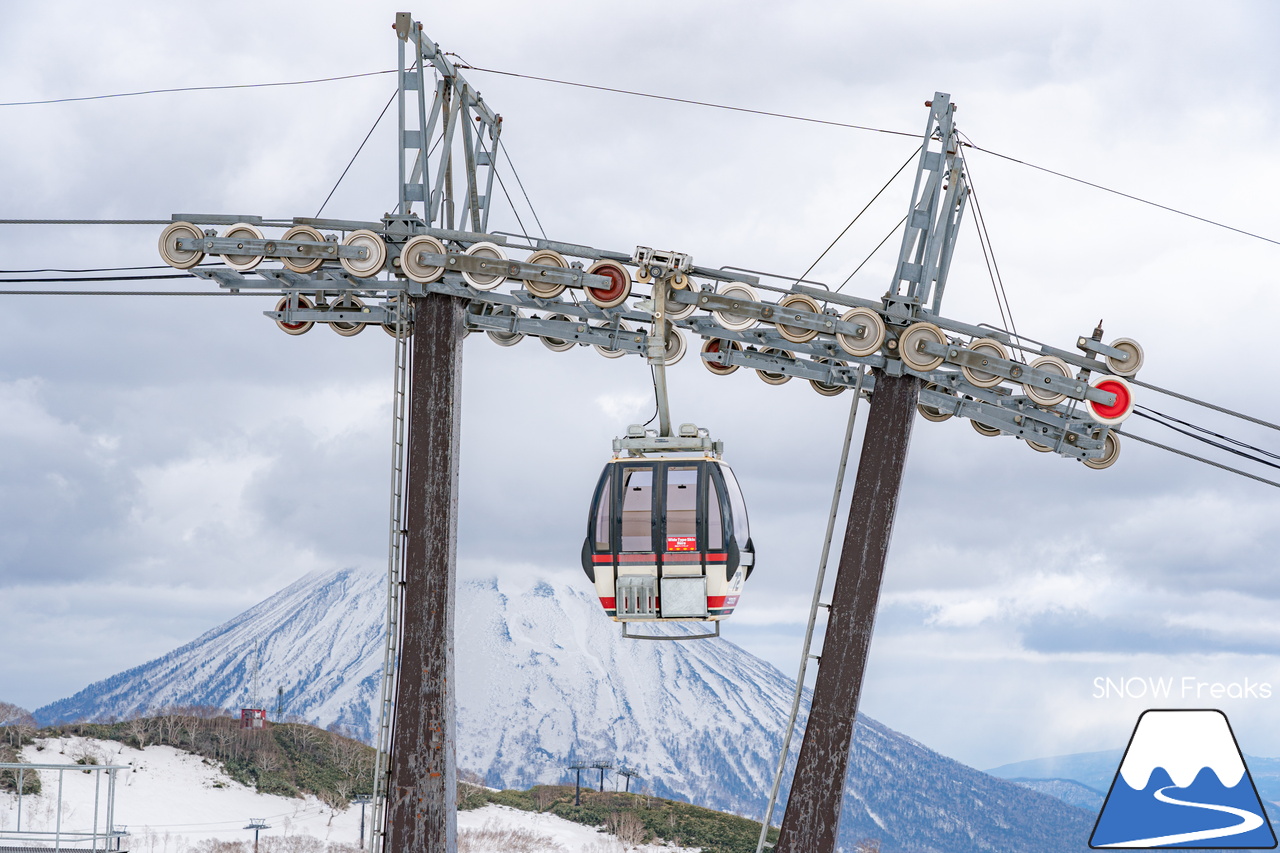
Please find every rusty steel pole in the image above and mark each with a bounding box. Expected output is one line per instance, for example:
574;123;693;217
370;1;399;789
775;371;919;853
383;293;465;853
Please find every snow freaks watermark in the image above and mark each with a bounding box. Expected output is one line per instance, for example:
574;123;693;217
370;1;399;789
1092;676;1273;701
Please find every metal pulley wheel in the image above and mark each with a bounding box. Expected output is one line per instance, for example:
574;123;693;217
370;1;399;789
1023;355;1071;407
1083;431;1121;469
700;338;741;375
712;283;760;331
594;321;633;358
220;223;264;272
897;322;947;372
540;313;575;352
663;282;698;321
400;235;447;284
809;357;844;397
1105;337;1144;377
158;221;206;269
329;294;367;337
340;230;388;277
584;260;632;308
485;305;524;346
523;249;568;298
757;348;792;385
670;270;690;289
972;420;1001;437
1025;437;1054;452
917;383;952;421
961;338;1010;389
462;242;507;290
274;294;315;336
776;293;822;344
1086;373;1135;425
281;225;327;274
835;307;886;357
661;324;687;366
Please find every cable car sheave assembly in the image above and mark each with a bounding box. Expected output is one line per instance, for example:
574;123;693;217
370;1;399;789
153;14;1145;853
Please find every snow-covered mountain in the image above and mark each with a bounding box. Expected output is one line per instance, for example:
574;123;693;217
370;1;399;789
36;567;1096;852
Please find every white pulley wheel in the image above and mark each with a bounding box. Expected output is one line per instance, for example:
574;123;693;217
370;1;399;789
158;221;206;270
400;235;447;284
712;284;760;332
836;307;886;357
809;357;845;397
584;260;632;308
917;383;952;421
1023;355;1071;407
776;293;822;344
220;223;264;272
972;420;1001;437
664;283;698;321
594;321;633;358
523;249;568;298
701;338;741;375
1105;337;1144;377
381;295;412;338
897;322;947;372
340;230;387;277
757;348;792;386
281;225;327;274
485;306;524;346
274;295;314;336
461;241;507;290
1083;431;1121;470
661;325;687;366
540;313;575;352
961;338;1010;389
330;294;366;337
1025;437;1054;453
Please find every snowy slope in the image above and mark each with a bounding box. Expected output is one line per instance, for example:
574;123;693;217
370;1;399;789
0;737;690;853
36;567;1097;852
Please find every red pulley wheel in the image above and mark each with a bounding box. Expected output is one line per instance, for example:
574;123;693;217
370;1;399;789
1087;374;1135;425
584;261;632;309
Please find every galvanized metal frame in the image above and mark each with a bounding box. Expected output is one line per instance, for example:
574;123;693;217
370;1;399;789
0;761;129;852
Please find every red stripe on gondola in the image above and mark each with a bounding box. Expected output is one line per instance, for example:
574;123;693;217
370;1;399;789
706;553;727;562
617;554;658;563
600;597;616;609
662;556;702;564
592;555;614;564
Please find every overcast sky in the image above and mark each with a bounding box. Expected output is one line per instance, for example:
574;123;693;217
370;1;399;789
2;0;1279;772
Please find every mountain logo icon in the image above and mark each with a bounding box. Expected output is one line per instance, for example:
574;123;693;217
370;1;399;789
1090;709;1277;848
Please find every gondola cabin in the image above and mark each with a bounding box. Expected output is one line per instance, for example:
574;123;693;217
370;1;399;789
582;453;754;626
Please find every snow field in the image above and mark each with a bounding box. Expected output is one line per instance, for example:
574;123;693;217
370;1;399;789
1;738;698;852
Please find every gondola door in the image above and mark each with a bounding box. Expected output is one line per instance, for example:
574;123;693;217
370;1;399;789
614;461;660;618
657;463;708;618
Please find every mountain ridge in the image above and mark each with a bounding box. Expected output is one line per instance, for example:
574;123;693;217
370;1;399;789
36;565;1097;852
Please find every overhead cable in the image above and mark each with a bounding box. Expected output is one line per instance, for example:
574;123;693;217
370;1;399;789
1132;410;1280;472
1123;431;1280;490
316;88;398;218
798;144;921;282
498;140;548;240
964;141;1280;248
1137;405;1280;461
836;214;908;293
0;70;397;108
458;64;921;140
1131;377;1280;433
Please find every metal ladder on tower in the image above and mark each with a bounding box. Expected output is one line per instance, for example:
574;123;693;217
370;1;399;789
368;296;411;853
755;371;866;853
